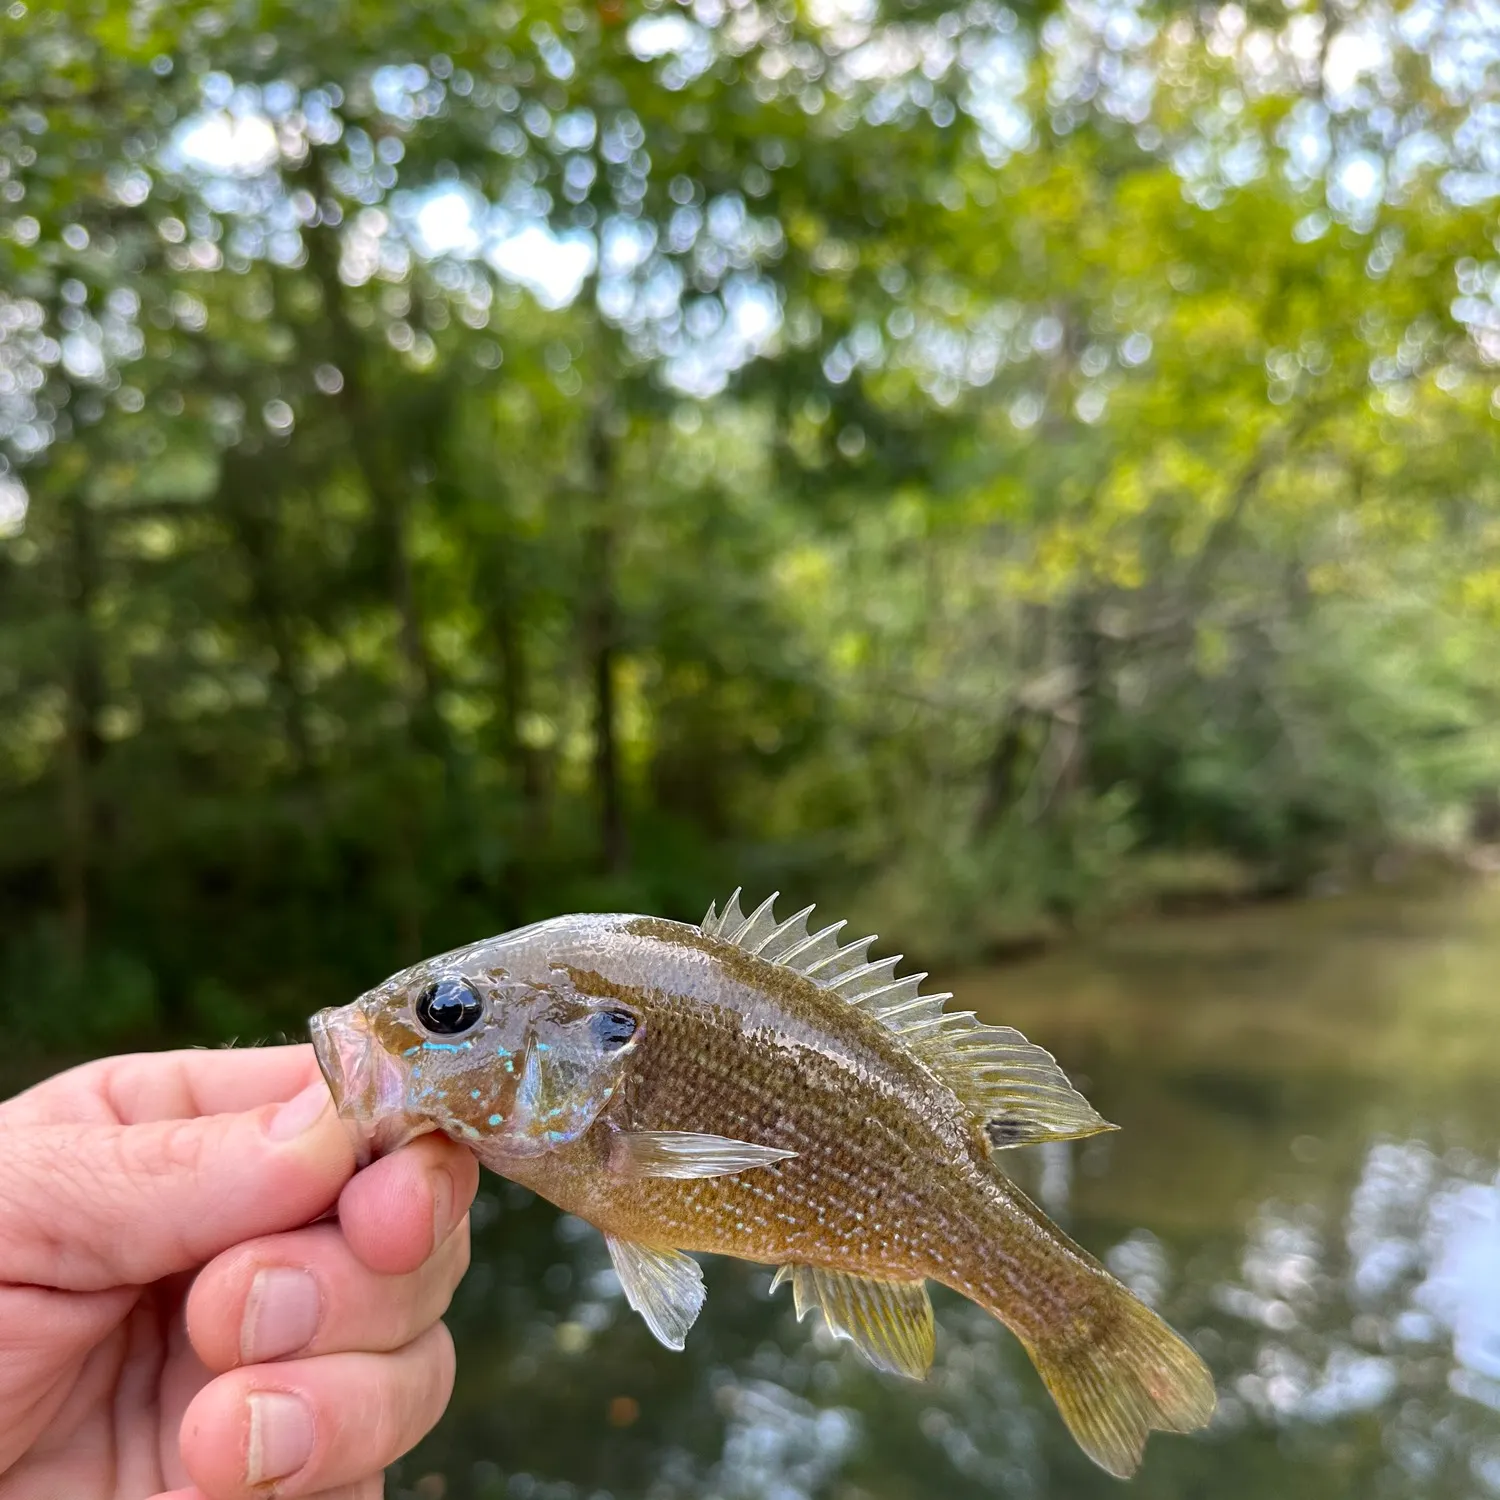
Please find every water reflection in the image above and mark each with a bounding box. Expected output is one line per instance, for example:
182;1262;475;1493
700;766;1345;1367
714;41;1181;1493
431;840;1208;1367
391;888;1500;1500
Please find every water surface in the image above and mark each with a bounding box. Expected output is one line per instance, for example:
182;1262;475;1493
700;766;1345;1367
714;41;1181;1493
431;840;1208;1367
393;886;1500;1499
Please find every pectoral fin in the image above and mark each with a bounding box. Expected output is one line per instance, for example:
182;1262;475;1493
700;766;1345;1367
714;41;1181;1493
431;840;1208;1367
771;1264;935;1378
605;1236;706;1350
610;1130;798;1179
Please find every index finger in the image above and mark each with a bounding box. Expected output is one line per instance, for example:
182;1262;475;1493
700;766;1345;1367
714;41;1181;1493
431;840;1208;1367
1;1044;324;1128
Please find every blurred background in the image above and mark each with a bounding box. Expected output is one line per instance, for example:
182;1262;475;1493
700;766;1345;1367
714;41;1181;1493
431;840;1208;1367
2;0;1499;1496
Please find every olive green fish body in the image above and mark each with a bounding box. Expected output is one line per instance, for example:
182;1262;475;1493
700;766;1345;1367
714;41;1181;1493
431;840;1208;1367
498;922;1052;1307
310;895;1215;1477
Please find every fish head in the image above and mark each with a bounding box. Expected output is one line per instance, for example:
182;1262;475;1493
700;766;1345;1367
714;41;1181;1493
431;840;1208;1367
310;946;643;1164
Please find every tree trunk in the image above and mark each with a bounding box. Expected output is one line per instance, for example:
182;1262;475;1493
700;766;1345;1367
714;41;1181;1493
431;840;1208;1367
489;539;546;836
58;488;105;959
972;714;1028;839
972;601;1048;838
299;197;432;956
222;453;311;773
298;205;434;728
1053;590;1103;804
582;406;628;874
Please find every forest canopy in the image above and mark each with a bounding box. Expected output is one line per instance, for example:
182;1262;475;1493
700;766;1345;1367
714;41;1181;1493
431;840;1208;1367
2;0;1498;1046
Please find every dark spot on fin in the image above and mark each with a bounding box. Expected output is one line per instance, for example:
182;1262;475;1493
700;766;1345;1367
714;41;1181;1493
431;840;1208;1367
986;1115;1030;1148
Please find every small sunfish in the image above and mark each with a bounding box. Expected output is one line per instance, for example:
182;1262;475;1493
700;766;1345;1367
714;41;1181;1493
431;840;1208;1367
309;891;1214;1476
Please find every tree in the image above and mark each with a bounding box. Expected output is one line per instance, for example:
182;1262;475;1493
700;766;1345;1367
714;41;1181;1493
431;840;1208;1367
1;0;1497;1043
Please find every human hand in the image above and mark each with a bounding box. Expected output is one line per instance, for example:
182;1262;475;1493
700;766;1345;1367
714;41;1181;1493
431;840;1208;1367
0;1044;477;1500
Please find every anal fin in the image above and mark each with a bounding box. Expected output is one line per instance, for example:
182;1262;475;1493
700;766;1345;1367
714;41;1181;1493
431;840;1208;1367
771;1264;934;1379
605;1236;705;1350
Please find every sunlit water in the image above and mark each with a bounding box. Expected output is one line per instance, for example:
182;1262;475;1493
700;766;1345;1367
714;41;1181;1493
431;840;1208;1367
381;884;1500;1500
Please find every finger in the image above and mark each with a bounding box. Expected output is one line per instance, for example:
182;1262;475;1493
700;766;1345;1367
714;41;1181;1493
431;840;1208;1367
336;1133;480;1275
186;1215;469;1371
98;1045;324;1123
0;1082;354;1290
179;1323;455;1500
155;1481;383;1500
1;1045;323;1128
154;1482;383;1500
300;1483;385;1500
0;1283;138;1464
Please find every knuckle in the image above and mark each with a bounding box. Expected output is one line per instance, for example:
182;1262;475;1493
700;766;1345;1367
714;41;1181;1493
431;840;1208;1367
412;1225;467;1329
425;1321;457;1401
400;1326;454;1434
122;1116;206;1181
1;1130;120;1286
449;1219;472;1282
103;1119;212;1277
344;1332;456;1469
0;1138;60;1267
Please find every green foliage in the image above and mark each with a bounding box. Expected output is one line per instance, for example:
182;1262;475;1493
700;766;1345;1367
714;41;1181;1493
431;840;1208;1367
1;0;1498;1045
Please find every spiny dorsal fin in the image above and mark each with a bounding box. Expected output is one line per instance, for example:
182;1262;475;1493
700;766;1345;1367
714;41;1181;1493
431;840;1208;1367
701;890;1114;1147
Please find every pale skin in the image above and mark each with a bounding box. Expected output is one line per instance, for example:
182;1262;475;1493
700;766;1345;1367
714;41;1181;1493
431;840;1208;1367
0;1045;478;1500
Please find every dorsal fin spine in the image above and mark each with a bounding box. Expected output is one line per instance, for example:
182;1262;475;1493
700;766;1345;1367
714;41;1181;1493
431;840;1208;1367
829;957;903;999
874;995;950;1027
890;1015;952;1040
729;891;781;949
752;904;816;959
716;889;745;939
858;975;927;1008
802;934;875;979
777;921;847;968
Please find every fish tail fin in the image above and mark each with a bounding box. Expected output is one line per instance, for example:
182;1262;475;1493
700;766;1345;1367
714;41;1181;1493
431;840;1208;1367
1021;1284;1216;1478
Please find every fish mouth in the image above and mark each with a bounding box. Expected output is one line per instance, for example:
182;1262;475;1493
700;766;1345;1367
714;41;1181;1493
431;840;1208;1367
309;1005;361;1111
308;1002;433;1165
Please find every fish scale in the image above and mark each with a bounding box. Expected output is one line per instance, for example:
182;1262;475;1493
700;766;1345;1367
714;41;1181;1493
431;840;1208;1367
310;895;1215;1478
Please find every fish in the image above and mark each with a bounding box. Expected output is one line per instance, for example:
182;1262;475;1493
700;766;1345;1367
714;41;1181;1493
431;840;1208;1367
309;891;1215;1477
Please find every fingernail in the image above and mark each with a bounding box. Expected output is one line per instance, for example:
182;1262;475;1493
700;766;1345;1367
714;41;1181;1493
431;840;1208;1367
269;1082;331;1142
241;1268;321;1364
246;1390;314;1485
432;1166;455;1251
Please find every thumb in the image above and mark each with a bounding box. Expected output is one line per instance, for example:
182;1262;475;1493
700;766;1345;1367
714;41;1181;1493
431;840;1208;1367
0;1083;356;1290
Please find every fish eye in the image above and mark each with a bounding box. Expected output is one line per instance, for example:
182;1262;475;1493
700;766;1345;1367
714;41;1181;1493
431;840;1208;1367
591;1008;638;1051
415;977;485;1037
